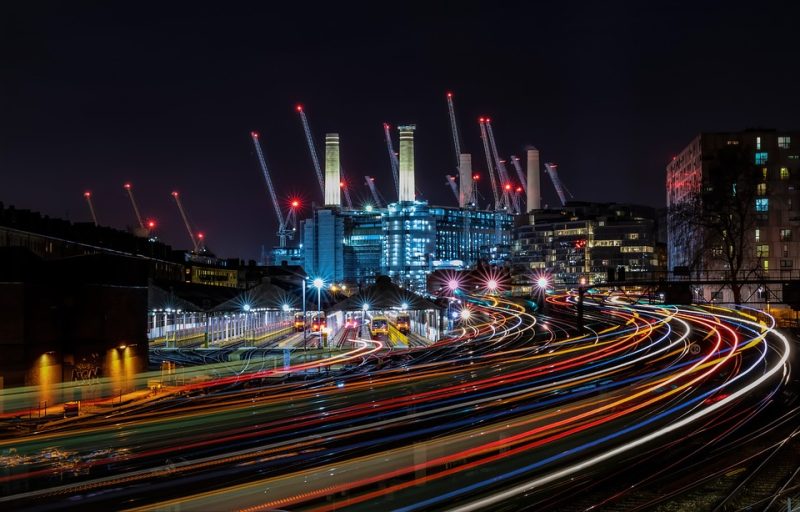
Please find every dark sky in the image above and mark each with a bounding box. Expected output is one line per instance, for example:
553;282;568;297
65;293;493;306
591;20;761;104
3;1;799;260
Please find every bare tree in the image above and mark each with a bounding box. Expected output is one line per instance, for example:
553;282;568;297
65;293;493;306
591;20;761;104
669;145;763;304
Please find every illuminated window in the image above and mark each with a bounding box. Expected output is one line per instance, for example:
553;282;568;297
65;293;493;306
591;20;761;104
781;229;792;241
763;260;769;271
756;244;769;257
780;167;790;180
762;167;768;180
757;183;767;195
755;198;769;212
755;152;768;165
783;244;789;258
778;136;791;149
755;228;760;242
756;136;761;150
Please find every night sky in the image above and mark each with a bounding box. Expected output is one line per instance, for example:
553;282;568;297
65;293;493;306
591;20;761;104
3;1;799;260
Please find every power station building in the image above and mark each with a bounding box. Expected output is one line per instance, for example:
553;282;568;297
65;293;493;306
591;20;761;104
299;124;513;292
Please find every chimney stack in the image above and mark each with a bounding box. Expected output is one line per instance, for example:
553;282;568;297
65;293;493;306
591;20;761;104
325;133;341;206
458;153;472;208
526;148;540;211
398;125;416;202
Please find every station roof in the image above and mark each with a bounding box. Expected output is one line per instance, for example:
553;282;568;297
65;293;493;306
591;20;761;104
328;275;441;312
212;280;300;312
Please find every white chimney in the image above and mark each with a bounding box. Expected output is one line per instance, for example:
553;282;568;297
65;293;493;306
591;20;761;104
398;125;416;202
324;133;341;206
526;148;540;211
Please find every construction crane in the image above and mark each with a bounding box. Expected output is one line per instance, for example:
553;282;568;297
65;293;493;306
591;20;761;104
478;118;502;210
382;123;400;196
83;191;98;226
446;92;462;168
485;119;515;212
296;104;326;199
509;155;528;190
445;175;459;202
251;131;296;248
340;176;354;209
123;182;146;231
544;162;574;206
171;191;200;252
364;176;384;208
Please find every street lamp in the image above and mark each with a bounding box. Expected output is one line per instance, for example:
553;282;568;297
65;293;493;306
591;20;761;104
312;278;324;348
535;274;550;313
243;304;251;346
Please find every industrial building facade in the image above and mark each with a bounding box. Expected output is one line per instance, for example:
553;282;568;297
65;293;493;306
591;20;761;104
666;130;800;303
512;203;664;288
301;202;513;292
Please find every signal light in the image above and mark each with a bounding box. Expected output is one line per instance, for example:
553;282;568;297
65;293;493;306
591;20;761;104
251;131;259;138
124;183;131;189
84;191;91;197
504;184;512;190
516;186;523;193
296;104;303;112
473;174;480;180
291;200;300;208
198;232;205;240
147;220;156;229
171;191;179;197
479;117;485;123
446;92;453;98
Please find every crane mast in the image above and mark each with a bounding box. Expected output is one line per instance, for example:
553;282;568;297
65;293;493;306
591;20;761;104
544;162;573;206
250;131;294;247
83;191;98;226
445;175;459;201
382;123;400;196
171;191;199;252
296;105;326;199
446;92;462;168
340;176;354;209
478;118;501;210
123;182;145;229
485;120;514;211
509;155;528;189
364;176;384;208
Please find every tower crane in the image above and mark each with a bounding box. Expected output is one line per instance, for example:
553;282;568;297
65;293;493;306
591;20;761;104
382;123;400;196
340;176;354;209
485;119;515;212
478;118;502;210
251;131;296;248
445;175;459;201
544;162;574;206
509;155;528;190
296;105;326;199
171;191;200;252
123;182;147;232
364;176;385;208
446;92;462;168
83;191;98;226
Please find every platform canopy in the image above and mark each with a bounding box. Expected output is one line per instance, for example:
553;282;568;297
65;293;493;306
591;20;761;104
328;275;441;312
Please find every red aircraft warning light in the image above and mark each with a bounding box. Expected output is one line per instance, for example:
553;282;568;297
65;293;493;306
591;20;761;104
296;104;303;113
291;199;300;208
84;191;91;198
473;174;480;180
251;131;259;138
504;183;512;191
171;191;179;197
446;92;453;98
124;182;132;190
147;220;156;229
197;232;205;240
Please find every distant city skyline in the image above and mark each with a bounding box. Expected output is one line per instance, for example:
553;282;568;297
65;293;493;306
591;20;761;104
3;2;799;259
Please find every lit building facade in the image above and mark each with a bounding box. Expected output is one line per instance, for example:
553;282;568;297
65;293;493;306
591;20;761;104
512;203;664;289
667;130;800;304
299;202;513;292
302;208;345;283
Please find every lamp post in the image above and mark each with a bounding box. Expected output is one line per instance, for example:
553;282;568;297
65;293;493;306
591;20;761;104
313;278;324;349
535;275;550;314
302;278;307;347
243;303;251;346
